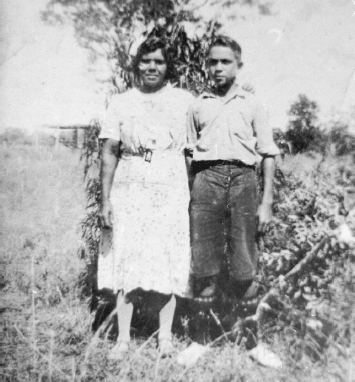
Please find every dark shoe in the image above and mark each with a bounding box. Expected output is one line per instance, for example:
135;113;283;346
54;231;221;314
242;281;259;300
199;283;217;297
196;276;218;298
231;279;254;300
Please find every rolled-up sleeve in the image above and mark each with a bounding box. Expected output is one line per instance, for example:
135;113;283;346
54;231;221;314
252;98;280;157
99;96;121;142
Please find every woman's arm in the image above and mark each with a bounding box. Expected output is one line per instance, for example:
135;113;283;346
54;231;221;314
99;138;120;228
185;154;194;193
186;101;199;193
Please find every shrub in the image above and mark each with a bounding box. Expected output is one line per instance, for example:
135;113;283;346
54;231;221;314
327;119;355;157
285;94;323;153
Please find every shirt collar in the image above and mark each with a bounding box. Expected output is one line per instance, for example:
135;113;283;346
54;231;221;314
200;85;245;104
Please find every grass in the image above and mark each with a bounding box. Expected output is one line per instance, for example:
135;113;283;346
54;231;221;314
1;143;354;381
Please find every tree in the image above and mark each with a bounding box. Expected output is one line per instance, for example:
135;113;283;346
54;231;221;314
273;127;292;157
327;113;355;157
41;0;273;97
285;94;321;153
45;0;274;309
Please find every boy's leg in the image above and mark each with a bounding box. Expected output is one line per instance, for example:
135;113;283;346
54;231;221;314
228;166;259;299
189;165;227;297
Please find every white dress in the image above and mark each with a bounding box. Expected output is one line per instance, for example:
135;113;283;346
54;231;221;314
98;84;194;297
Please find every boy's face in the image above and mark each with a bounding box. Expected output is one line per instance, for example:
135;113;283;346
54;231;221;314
207;46;242;88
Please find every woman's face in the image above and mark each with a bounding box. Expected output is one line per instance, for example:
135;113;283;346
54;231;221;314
138;49;167;92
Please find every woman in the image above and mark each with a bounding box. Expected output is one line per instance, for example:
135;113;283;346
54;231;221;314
98;37;194;359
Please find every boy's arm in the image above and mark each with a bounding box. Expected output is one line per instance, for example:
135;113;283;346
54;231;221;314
257;156;275;233
252;98;279;158
252;97;279;233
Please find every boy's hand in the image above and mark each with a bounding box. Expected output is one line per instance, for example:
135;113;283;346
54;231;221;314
257;202;272;233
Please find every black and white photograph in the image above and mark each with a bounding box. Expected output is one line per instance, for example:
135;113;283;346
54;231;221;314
1;0;355;381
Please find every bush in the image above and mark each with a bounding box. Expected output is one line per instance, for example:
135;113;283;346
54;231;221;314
0;127;34;145
256;155;355;359
327;119;355;157
285;94;323;153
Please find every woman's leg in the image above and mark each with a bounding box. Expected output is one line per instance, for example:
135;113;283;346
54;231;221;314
158;294;176;357
116;291;134;342
109;291;133;360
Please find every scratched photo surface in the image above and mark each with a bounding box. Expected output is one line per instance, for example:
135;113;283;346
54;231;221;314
1;1;354;381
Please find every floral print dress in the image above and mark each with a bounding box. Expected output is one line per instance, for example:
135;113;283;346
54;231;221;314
98;84;194;297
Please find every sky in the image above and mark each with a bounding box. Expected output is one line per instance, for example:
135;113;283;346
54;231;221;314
1;0;354;131
0;0;105;131
201;0;355;129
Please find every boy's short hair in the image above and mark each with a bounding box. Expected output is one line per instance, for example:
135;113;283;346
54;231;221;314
207;35;242;61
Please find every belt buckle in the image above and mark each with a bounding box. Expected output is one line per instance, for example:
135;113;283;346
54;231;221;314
144;149;152;163
138;146;153;163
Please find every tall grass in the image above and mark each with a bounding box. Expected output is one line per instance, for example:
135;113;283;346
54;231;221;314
1;144;89;381
1;143;353;381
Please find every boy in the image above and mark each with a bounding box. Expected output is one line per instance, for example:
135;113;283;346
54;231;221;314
187;36;279;299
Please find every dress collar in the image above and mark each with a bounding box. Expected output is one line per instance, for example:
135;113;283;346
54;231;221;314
133;82;172;98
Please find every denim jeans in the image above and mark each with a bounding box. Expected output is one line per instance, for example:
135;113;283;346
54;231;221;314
189;162;258;281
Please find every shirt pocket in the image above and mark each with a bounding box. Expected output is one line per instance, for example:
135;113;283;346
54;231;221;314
232;104;254;140
197;102;222;130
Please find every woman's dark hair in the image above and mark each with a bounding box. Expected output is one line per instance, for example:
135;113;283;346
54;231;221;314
207;35;242;62
132;37;175;83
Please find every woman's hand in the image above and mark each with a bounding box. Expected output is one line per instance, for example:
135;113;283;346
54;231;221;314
99;200;114;229
241;82;255;94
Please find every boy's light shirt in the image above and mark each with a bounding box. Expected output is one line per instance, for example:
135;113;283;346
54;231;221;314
187;86;279;165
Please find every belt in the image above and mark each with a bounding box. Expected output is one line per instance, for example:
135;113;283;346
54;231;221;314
193;160;255;171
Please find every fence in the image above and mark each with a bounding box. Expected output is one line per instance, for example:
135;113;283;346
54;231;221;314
45;125;93;150
1;125;94;150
